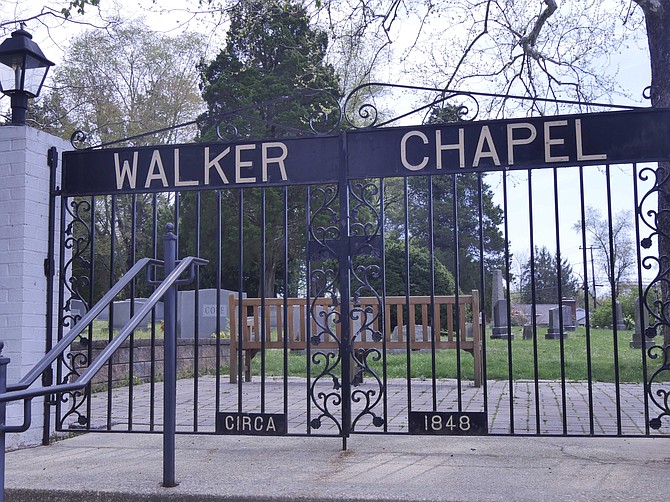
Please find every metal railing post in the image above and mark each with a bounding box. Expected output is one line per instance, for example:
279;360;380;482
162;224;178;488
0;343;10;502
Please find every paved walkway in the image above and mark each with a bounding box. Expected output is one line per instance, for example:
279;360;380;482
65;376;667;436
6;377;669;501
5;433;670;501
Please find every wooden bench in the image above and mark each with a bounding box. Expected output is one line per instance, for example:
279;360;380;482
228;292;482;387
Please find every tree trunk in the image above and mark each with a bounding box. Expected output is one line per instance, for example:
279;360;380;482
639;1;670;346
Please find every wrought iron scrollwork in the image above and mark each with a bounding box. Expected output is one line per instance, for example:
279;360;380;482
637;165;670;430
306;180;386;432
343;83;481;129
348;180;385;430
213;89;342;141
58;197;94;429
307;185;343;432
70;130;90;150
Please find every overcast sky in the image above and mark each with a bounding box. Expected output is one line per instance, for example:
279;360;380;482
1;0;657;292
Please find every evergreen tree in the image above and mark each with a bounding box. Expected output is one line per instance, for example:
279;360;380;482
197;0;340;140
519;246;579;304
384;104;506;299
181;0;341;297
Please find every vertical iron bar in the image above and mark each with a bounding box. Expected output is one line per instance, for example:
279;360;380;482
283;187;289;420
404;177;412;410
305;186;312;434
527;169;541;434
162;224;178;488
552;167;568;435
55;195;68;430
380;178;388;432
605;165;623;434
150;194;158;431
477;174;488;416
86;196;96;430
215;190;222;415
128;194;137;431
237;190;244;411
337;133;351;449
193;192;201;431
578;166;595;435
632;163;651;435
428;177;437;411
452;174;462;410
502;171;514;433
43;147;58;445
260;188;267;414
107;195;117;430
0;347;9;502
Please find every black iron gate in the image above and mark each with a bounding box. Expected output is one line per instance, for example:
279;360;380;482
50;89;670;441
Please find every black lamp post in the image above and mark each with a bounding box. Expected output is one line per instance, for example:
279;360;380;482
0;26;54;125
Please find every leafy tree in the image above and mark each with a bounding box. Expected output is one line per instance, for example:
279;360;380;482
384;105;506;300
43;18;205;144
186;0;341;297
573;206;636;300
197;0;340;141
357;240;455;297
38;18;206;301
519;246;579;304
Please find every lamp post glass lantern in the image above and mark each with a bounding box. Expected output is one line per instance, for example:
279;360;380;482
0;26;54;125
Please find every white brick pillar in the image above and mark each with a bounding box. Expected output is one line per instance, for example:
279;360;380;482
0;125;70;449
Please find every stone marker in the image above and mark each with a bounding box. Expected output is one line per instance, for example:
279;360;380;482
545;307;568;339
111;298;163;329
630;297;652;349
491;299;511;339
177;289;244;339
561;305;576;332
615;301;626;330
70;297;162;329
522;324;534;340
492;269;504;304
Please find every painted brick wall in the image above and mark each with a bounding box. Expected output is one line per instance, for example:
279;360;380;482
0;126;70;449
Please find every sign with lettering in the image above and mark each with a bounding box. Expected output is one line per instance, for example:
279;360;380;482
216;412;287;435
62;109;670;196
409;411;488;435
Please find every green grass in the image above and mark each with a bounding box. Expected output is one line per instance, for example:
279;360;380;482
84;321;665;383
250;327;665;384
87;320;158;341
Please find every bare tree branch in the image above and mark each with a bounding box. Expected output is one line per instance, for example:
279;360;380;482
519;0;558;61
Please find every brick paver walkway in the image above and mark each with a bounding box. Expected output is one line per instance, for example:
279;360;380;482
68;376;668;436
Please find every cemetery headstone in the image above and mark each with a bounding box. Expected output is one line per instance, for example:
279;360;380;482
492;269;504;304
522;324;534;340
561;305;576;331
491;299;511;339
177;289;244;339
111;298;161;329
630;297;651;349
615;301;626;330
545;307;568;339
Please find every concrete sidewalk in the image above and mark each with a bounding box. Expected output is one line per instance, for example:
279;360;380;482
5;432;670;501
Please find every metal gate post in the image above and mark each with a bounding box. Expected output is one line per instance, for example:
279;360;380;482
162;224;178;488
337;133;351;450
0;343;8;502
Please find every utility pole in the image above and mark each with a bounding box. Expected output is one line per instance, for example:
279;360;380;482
580;245;599;308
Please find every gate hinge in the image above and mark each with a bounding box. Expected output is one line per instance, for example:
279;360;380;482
44;258;53;278
47;146;58;169
41;367;53;387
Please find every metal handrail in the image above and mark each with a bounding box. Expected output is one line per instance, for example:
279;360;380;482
0;255;205;405
0;224;207;498
8;257;159;393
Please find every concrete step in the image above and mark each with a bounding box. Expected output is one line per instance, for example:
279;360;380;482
5;433;670;501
